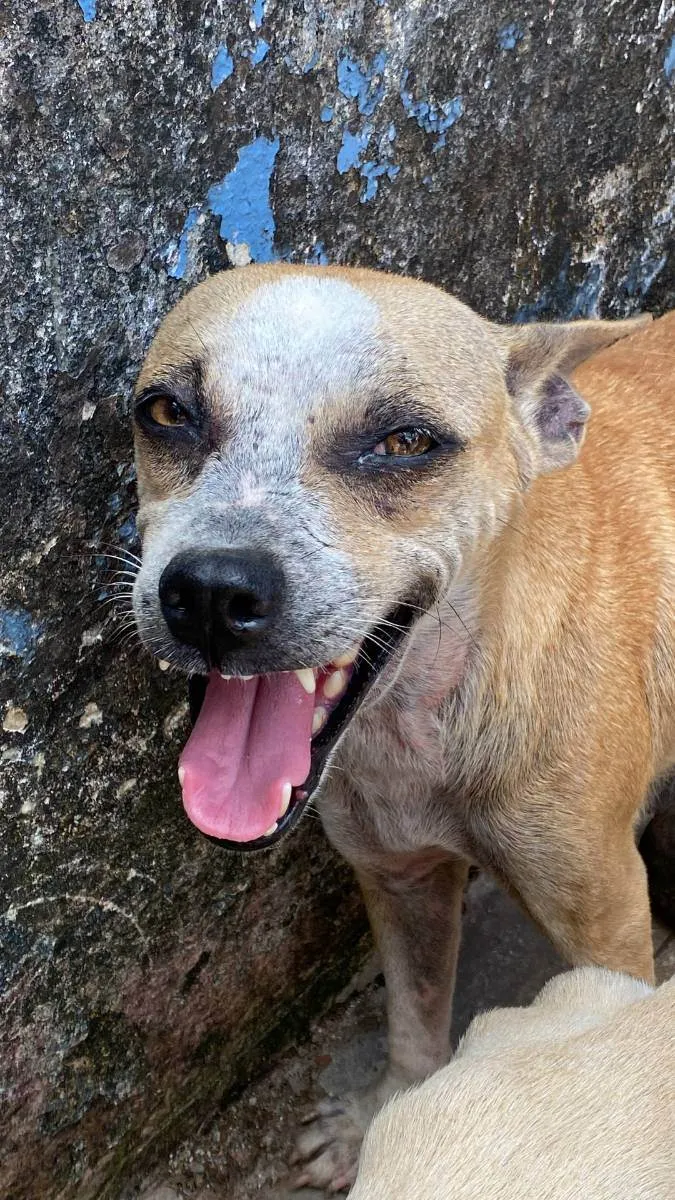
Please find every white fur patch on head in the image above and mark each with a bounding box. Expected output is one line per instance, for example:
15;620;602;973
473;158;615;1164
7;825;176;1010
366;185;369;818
221;275;380;397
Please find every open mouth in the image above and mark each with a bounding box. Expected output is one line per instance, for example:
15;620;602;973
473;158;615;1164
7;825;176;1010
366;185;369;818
179;605;417;851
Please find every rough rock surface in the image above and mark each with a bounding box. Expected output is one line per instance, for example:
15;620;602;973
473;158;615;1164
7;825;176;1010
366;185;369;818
0;1;673;1197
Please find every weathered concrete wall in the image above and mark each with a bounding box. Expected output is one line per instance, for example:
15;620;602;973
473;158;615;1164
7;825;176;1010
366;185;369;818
1;1;673;1197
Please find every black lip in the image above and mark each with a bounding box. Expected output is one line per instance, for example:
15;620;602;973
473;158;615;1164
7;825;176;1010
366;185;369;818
185;604;417;852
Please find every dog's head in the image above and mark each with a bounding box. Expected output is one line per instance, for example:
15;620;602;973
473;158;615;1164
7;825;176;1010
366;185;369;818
131;264;642;848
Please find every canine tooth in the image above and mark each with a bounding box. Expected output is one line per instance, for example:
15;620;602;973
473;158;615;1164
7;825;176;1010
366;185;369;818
220;672;232;680
280;782;292;816
178;765;186;786
263;822;278;837
295;668;316;694
312;706;327;735
239;674;254;681
333;645;359;668
158;659;171;672
323;668;347;699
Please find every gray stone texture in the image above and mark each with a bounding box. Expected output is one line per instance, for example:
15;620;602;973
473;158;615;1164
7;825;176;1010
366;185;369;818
0;1;673;1197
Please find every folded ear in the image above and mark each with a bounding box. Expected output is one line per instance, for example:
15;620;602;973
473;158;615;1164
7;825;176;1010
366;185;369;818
493;314;651;476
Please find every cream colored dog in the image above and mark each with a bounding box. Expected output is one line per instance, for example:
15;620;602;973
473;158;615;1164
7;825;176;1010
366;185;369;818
350;967;675;1200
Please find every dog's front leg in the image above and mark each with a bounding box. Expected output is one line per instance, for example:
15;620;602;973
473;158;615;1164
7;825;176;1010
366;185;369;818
292;855;469;1192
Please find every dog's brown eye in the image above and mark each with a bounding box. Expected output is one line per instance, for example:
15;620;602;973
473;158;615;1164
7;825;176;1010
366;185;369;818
373;428;436;457
146;396;187;427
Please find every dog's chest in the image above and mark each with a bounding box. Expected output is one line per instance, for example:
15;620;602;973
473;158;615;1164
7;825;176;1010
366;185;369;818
329;690;472;858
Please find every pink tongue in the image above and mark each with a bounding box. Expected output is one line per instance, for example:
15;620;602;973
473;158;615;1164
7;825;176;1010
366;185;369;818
179;671;315;842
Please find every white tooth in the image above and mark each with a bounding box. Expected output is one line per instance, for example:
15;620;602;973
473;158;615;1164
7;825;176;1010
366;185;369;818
333;645;359;668
178;765;186;786
312;706;327;735
294;668;316;694
263;823;278;837
220;672;232;680
280;782;292;816
240;674;254;681
158;659;171;672
323;668;347;699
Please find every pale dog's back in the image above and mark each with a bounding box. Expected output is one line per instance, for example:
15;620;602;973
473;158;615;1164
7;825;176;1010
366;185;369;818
350;968;675;1200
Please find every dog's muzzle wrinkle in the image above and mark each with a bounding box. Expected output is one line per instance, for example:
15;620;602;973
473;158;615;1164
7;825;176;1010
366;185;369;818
158;547;285;668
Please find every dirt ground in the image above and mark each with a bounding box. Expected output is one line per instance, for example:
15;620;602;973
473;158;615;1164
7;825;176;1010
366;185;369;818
127;874;675;1200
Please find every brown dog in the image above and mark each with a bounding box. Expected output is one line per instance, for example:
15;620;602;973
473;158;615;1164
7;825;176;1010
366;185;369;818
131;265;674;1189
350;968;675;1200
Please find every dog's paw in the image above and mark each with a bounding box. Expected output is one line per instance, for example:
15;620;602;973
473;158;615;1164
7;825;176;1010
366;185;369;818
290;1096;367;1192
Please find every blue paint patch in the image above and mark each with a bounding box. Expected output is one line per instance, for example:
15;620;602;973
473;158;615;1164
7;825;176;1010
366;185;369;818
0;609;44;662
387;122;397;142
251;0;265;28
77;0;96;21
337;50;388;116
118;515;138;545
211;45;234;89
359;160;400;202
400;72;463;149
498;22;524;51
249;38;270;65
303;50;320;74
337;124;373;173
207;135;280;262
307;240;330;265
164;206;201;279
665;35;675;82
320;105;334;123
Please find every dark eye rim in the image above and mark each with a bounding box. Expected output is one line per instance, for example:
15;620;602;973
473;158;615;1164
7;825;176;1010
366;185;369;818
134;388;201;440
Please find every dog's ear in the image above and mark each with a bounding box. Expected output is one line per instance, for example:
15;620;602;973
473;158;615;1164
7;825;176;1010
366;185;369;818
493;314;651;477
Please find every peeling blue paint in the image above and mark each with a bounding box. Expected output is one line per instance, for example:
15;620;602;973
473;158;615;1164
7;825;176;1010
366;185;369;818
207;136;280;262
387;122;397;142
498;22;524;51
665;35;675;82
303;50;320;74
251;0;265;28
118;515;138;545
249;38;270;65
337;50;388;116
337;125;373;173
0;609;44;662
164;206;200;279
320;105;334;123
211;45;234;89
360;160;400;202
400;72;463;149
77;0;96;21
307;240;330;265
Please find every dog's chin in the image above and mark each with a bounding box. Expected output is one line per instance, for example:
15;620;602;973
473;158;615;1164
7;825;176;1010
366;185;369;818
183;603;418;852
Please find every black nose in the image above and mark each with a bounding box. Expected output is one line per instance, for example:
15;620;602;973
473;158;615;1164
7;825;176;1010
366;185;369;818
159;549;285;665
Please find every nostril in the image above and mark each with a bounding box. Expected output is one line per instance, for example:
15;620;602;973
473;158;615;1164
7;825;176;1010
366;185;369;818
163;588;183;610
225;589;270;630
